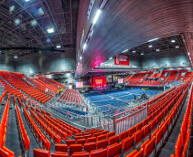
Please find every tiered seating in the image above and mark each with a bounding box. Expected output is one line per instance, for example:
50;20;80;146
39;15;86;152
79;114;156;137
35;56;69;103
30;109;62;144
57;88;84;106
15;104;30;153
126;82;190;156
165;70;178;82
172;84;192;157
23;107;51;150
0;71;52;104
11;72;57;96
126;72;151;85
0;93;15;156
0;94;11;147
32;78;60;95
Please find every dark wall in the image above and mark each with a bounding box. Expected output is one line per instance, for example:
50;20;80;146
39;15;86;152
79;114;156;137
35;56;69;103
141;50;190;69
0;51;76;74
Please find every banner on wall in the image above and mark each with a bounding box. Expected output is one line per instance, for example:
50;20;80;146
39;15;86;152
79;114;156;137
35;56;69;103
114;54;129;66
118;78;123;84
76;82;83;88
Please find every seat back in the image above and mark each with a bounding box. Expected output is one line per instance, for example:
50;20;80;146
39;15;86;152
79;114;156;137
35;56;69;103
122;136;134;153
69;144;82;154
90;148;107;157
108;135;119;145
97;134;106;141
71;151;89;157
96;140;108;149
33;149;50;157
84;142;96;152
107;143;122;157
55;144;68;152
66;140;76;147
77;139;86;145
87;137;96;143
106;131;115;138
51;152;69;157
119;130;128;141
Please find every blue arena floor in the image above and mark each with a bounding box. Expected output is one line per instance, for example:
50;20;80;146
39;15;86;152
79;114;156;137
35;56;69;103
84;88;161;108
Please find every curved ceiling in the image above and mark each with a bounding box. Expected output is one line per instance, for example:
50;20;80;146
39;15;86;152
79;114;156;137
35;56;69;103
76;0;193;76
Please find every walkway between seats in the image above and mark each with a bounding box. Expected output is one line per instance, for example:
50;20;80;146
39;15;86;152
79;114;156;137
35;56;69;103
157;88;190;157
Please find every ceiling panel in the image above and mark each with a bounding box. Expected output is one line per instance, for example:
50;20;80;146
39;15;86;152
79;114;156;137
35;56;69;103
76;0;193;76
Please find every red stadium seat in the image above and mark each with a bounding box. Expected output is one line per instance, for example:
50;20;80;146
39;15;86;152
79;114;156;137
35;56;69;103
144;137;155;157
119;130;128;141
55;144;68;152
0;148;9;157
108;135;119;145
134;129;143;145
84;142;96;152
155;128;163;145
107;143;122;157
71;152;89;157
128;127;136;136
87;137;96;143
77;139;86;145
125;150;138;157
51;152;69;157
66;140;76;147
69;144;82;154
106;131;115;138
90;148;107;157
122;135;134;153
96;140;108;149
136;122;143;130
143;123;151;138
33;149;50;157
97;134;106;141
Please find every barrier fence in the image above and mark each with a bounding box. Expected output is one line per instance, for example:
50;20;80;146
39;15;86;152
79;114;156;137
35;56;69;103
113;106;147;134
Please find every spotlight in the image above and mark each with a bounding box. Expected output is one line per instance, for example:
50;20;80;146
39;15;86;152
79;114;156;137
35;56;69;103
148;45;153;48
156;49;160;52
175;45;179;48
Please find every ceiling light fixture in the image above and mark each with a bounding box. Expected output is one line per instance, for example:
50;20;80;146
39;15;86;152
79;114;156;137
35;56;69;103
14;55;18;59
132;50;136;53
148;38;159;42
56;45;61;49
156;49;160;52
141;53;144;55
83;43;87;50
171;40;176;43
175;45;179;48
93;9;102;25
122;49;128;53
148;45;153;48
47;28;55;33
